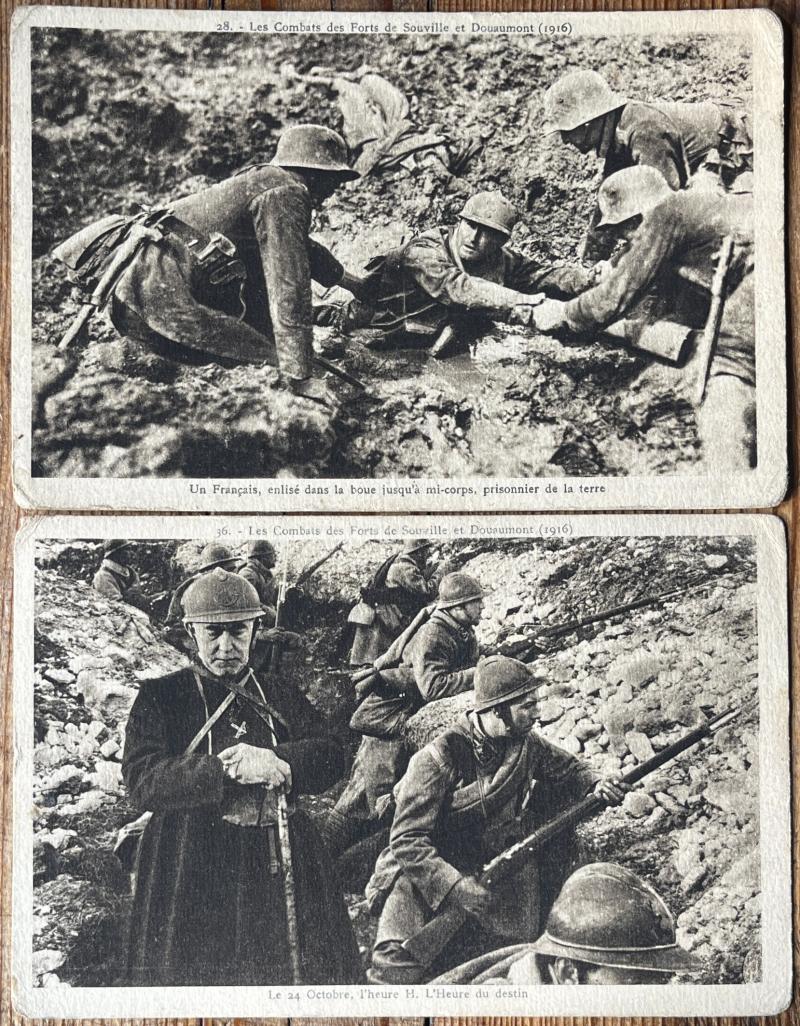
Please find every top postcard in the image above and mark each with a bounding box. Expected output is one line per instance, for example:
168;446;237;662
11;6;786;512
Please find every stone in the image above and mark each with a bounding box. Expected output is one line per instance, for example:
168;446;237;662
680;864;708;894
560;735;582;755
33;949;65;977
76;669;137;723
703;776;751;821
41;765;84;795
625;730;655;762
99;738;120;759
704;554;729;570
615;656;661;689
536;699;565;724
87;720;107;739
92;760;123;793
622;791;655;818
43;667;76;685
718;850;759;900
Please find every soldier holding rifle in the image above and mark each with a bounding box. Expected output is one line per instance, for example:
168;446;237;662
121;567;362;985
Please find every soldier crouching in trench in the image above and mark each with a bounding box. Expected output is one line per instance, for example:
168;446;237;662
54;124;370;407
121;567;363;985
365;656;627;984
315;190;595;356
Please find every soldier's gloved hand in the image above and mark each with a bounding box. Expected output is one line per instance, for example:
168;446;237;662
508;292;545;327
451;876;493;917
218;743;292;790
594;775;628;806
533;299;568;333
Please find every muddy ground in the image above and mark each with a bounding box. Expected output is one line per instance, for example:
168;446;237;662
30;29;751;478
32;536;759;987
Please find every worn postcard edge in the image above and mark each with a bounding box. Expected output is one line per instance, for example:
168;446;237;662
11;512;792;1017
9;7;788;512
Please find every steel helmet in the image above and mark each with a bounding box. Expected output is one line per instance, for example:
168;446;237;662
272;124;360;180
530;862;701;973
245;539;277;564
103;539;130;558
543;70;627;134
597;166;672;226
437;572;485;610
182;568;263;624
474;655;542;713
196;543;235;573
459;191;520;237
403;537;432;555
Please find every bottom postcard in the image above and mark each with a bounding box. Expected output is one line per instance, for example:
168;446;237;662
12;513;791;1017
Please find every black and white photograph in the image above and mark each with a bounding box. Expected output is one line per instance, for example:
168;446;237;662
10;7;786;512
13;515;790;1018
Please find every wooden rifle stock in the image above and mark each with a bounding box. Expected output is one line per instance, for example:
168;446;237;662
403;703;745;968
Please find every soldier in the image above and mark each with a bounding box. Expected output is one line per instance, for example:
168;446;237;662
54;125;367;406
316;190;595;353
532;166;755;472
542;70;753;259
164;542;238;624
435;862;701;984
238;539;279;613
324;571;484;857
349;538;438;667
121;568;363;985
92;540;151;613
367;656;626;984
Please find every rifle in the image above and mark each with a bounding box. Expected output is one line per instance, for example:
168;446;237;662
693;235;734;407
403;702;750;968
294;541;344;589
502;569;746;661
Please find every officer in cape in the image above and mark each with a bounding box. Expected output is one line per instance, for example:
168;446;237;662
92;540;151;614
365;656;626;984
54;124;369;406
316;190;594;355
121;567;363;986
532;165;755;471
433;862;701;984
324;571;484;857
541;70;752;260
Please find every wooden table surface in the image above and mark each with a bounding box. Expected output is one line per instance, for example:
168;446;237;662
0;0;796;1023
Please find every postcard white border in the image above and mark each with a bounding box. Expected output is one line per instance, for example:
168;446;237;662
12;512;791;1017
10;6;787;511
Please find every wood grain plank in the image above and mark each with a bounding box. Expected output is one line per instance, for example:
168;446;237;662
0;0;797;1025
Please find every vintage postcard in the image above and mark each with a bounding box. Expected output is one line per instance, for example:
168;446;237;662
13;513;790;1016
10;6;786;511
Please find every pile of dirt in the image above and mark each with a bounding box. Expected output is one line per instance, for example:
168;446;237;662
30;29;751;478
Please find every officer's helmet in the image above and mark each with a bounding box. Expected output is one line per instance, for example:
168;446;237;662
597;166;672;227
246;539;277;564
403;537;432;555
196;543;235;573
272;125;360;181
182;568;263;624
530;862;701;973
473;655;542;713
437;572;485;610
543;70;627;134
459;191;520;237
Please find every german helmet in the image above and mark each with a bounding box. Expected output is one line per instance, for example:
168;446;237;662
543;70;627;134
182;568;263;624
597;166;672;226
272;124;360;180
530;862;701;973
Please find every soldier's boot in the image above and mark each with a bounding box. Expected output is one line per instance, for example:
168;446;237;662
368;942;427;985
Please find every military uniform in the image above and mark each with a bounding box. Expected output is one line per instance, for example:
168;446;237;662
331;226;593;343
350;550;439;667
367;712;598;983
564;188;755;469
92;557;150;613
238;557;279;613
122;663;362;985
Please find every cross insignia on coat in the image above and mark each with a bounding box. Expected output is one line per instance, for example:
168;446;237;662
231;720;247;739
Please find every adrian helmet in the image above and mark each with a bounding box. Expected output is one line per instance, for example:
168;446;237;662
196;543;235;574
473;655;541;713
403;537;433;555
245;539;278;565
437;572;485;610
459;191;520;237
182;568;263;624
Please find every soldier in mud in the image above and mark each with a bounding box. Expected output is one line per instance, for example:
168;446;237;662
532;165;755;472
348;538;439;668
121;567;363;985
92;540;151;614
542;70;753;260
54;125;370;407
366;657;627;984
433;862;700;985
315;190;595;355
323;571;485;858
